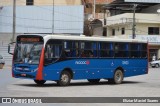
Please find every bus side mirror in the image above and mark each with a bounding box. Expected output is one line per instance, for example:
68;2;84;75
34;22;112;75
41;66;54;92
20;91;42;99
8;42;15;55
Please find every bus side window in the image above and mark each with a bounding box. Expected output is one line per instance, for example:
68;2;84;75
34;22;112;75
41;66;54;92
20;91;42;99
114;43;129;58
55;45;61;58
80;42;97;58
45;45;52;59
61;50;69;58
63;41;79;58
99;42;111;58
130;43;141;58
92;42;97;57
114;43;120;57
80;50;85;57
141;43;147;58
44;40;62;65
44;45;53;64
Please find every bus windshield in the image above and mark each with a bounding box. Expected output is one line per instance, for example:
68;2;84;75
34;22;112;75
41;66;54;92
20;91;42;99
14;42;43;64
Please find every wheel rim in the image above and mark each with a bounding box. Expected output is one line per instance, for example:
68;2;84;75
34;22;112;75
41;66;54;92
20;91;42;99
115;71;122;82
61;74;69;84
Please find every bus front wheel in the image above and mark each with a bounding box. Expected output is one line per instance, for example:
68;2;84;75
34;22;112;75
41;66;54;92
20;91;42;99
108;69;123;84
34;80;46;85
57;71;71;86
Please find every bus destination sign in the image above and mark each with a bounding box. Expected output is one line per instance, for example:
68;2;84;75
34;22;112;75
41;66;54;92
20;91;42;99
20;38;40;42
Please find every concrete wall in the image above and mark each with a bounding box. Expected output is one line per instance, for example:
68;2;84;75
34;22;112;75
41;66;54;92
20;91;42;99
136;23;160;35
107;13;160;25
0;33;22;44
107;23;160;37
0;0;25;6
107;24;132;36
35;0;82;5
0;6;84;34
0;0;82;6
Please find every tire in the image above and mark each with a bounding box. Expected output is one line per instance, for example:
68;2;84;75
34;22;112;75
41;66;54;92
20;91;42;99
34;80;46;85
57;71;71;86
108;69;123;84
155;64;159;68
87;79;100;83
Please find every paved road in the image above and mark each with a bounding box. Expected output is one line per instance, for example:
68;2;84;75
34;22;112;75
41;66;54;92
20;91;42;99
0;66;160;106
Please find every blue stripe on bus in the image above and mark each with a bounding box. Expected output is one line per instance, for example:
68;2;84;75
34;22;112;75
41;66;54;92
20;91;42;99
42;58;147;80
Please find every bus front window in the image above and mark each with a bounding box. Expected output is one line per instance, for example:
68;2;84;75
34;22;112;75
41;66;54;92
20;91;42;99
14;43;43;64
44;40;62;65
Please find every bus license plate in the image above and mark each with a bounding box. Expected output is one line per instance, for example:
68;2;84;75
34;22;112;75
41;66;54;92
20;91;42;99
21;74;26;77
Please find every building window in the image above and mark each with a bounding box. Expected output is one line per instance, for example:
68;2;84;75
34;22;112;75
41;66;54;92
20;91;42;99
103;28;107;36
112;29;115;36
121;28;125;35
26;0;34;5
148;27;159;35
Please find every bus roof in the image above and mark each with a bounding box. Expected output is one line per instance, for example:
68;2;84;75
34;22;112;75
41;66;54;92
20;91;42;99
18;34;148;43
43;34;147;43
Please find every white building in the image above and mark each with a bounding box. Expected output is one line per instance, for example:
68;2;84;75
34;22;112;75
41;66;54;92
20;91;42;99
105;0;160;61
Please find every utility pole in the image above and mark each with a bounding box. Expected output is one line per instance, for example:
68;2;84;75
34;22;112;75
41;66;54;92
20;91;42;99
12;0;16;42
132;4;137;39
103;9;106;36
93;0;96;19
103;9;106;25
52;0;54;34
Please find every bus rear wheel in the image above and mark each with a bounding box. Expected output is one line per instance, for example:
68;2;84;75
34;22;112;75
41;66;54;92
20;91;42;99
108;69;123;84
57;71;71;86
87;79;100;83
34;80;46;85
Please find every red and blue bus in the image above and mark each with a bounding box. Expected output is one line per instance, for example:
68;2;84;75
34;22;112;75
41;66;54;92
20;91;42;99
8;34;149;86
